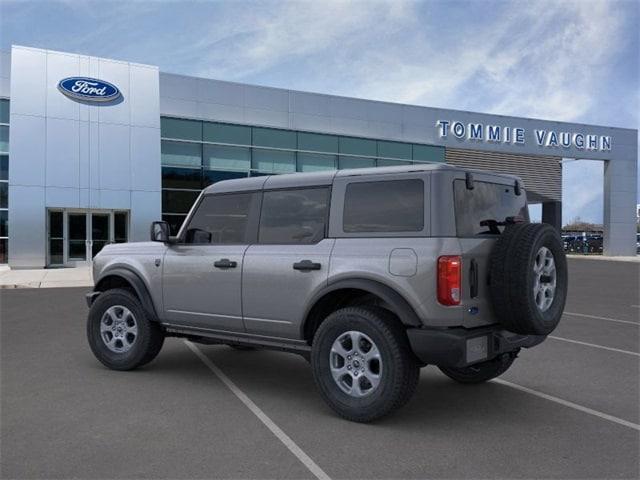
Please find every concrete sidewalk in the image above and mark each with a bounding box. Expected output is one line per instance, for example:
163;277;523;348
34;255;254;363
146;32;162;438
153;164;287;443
0;266;93;289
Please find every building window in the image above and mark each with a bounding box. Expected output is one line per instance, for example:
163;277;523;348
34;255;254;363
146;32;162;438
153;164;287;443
159;116;444;233
252;149;295;174
203;122;251;145
162;189;200;214
161;117;202;141
298;132;338;153
203;144;250;171
162;166;202;190
338;156;376;169
378;140;412;160
252;127;296;149
297;152;336;172
0;99;8;265
161;140;201;167
202;170;248;187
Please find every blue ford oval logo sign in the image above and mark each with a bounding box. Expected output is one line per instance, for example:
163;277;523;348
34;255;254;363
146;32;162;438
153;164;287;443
58;77;121;102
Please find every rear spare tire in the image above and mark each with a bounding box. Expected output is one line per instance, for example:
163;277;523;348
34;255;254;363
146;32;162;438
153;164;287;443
489;223;567;335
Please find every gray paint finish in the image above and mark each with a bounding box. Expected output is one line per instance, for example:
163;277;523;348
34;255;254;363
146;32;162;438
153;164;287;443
8;46;161;267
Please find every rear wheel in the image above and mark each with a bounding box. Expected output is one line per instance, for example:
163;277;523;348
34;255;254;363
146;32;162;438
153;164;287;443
311;307;419;423
87;288;164;371
438;352;517;384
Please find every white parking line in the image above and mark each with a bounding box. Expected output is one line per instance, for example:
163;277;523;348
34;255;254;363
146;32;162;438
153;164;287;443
564;311;639;326
494;379;640;431
548;335;640;357
184;340;331;480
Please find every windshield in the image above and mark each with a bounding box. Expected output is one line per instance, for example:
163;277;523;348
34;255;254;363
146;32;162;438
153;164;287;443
454;179;529;236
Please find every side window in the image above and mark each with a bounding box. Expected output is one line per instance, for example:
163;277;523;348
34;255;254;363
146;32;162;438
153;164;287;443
184;193;255;244
259;188;330;244
343;179;424;233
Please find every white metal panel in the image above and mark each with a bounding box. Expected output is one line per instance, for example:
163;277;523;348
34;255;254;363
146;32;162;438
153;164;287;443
78;121;90;189
130;190;161;241
8;114;46;186
10;47;46;116
197;77;244;106
46;186;79;207
8;185;46;268
99;189;131;210
130;125;161;191
243;107;288;128
97;59;130;125
244;85;288;112
291;92;330;116
130;65;160;128
98;122;130;190
46;117;80;188
46;51;80;121
197;102;244;123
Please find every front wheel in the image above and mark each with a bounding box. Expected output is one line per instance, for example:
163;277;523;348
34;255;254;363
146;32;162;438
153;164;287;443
438;352;517;384
311;307;419;423
87;288;164;371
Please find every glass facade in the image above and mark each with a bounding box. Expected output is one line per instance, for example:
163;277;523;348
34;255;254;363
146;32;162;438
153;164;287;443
160;116;445;234
0;99;8;263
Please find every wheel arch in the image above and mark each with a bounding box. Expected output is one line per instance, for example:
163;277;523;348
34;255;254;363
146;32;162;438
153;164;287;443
302;278;422;343
93;268;158;321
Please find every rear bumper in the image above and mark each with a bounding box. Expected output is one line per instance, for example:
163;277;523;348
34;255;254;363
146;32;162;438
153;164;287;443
406;325;546;368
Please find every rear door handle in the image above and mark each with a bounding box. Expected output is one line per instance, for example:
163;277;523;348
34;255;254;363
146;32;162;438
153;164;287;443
293;260;321;271
214;258;237;269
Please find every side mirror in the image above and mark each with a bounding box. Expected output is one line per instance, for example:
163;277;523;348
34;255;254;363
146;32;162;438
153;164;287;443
150;221;170;243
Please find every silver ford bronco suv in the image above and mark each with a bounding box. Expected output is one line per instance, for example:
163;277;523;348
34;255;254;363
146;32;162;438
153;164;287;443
87;164;567;422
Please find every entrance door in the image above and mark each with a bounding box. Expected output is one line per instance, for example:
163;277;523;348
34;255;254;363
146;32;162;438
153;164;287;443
91;213;110;258
46;210;129;267
67;213;87;262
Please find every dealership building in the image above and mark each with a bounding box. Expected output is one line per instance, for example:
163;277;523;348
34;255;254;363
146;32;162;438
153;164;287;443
0;45;637;268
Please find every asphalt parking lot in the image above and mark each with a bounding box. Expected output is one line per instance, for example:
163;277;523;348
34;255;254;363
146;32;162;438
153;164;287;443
1;257;639;479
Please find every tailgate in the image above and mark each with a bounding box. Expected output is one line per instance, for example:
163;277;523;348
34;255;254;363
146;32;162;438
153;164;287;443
459;237;499;328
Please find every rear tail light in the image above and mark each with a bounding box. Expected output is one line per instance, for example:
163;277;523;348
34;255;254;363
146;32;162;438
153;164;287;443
438;256;461;306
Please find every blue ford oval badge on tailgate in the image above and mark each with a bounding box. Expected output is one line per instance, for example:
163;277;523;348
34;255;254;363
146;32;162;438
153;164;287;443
58;77;121;102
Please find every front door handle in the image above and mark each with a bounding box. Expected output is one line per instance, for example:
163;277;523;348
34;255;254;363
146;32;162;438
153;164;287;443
293;260;321;271
214;258;237;269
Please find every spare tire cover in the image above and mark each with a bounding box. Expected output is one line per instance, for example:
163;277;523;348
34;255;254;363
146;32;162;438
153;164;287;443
489;223;568;335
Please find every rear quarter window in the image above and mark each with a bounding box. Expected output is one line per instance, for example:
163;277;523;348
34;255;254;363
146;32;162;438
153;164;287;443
454;179;529;236
343;179;424;233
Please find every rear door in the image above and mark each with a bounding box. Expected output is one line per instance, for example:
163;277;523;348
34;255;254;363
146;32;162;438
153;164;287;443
242;186;333;339
453;176;529;328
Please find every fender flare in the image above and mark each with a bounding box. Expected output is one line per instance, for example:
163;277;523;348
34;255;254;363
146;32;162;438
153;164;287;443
93;267;159;321
302;278;423;337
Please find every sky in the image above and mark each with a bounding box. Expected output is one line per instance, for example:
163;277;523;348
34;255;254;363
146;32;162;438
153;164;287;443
1;0;638;224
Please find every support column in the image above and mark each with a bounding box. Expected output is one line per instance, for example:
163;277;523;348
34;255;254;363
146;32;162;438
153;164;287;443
542;201;562;231
603;153;638;256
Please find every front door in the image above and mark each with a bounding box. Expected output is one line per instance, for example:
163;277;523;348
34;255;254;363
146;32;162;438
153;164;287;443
162;191;259;332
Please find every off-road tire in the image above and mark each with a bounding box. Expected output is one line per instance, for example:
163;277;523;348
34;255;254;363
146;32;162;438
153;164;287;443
311;306;420;423
439;352;517;384
87;288;165;371
490;223;567;335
